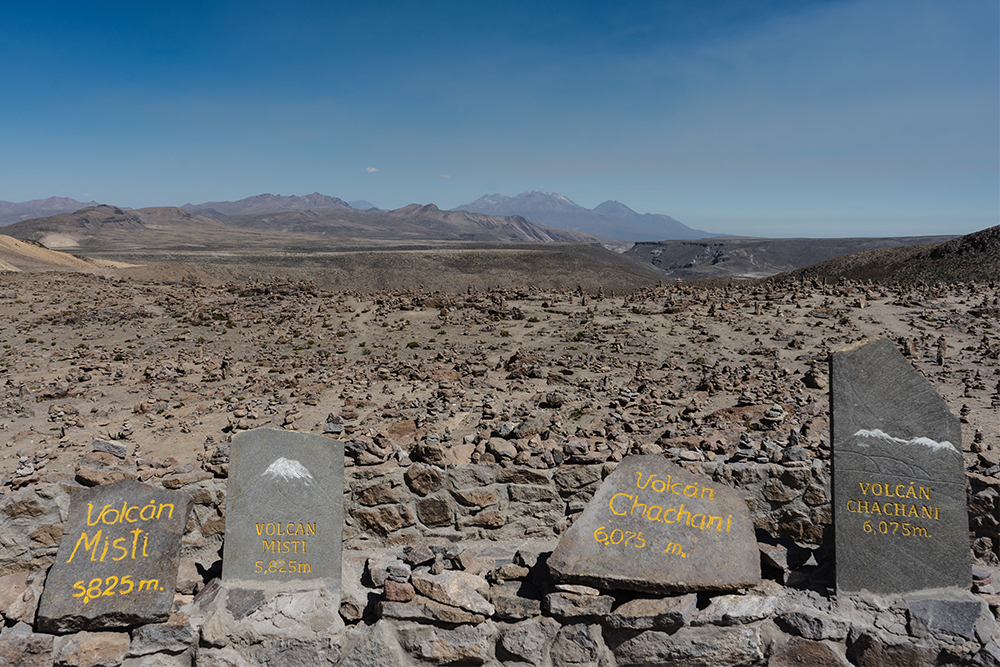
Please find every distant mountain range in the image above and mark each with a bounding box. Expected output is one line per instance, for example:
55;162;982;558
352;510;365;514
180;191;707;242
454;190;716;241
4;191;708;243
2;202;612;249
181;192;356;216
0;197;101;226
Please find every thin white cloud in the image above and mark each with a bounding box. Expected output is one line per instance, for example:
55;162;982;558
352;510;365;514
439;174;451;179
365;167;378;173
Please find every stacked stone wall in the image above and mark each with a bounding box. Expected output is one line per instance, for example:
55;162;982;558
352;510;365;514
1;456;998;666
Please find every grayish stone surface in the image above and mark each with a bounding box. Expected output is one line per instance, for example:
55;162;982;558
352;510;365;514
905;589;993;644
547;455;760;593
778;605;850;640
340;621;406;667
128;614;197;656
396;622;497;665
0;631;54;667
378;596;488;625
410;570;494;616
770;638;850;667
52;630;130;667
611;625;763;667
545;592;615;618
366;554;405;588
122;650;194;667
490;583;542;621
36;480;192;633
252;638;342;666
222;428;343;590
831;337;971;595
849;632;940;667
549;623;613;667
690;594;777;627
194;646;257;667
92;439;128;460
225;588;264;621
606;594;698;630
501;617;561;665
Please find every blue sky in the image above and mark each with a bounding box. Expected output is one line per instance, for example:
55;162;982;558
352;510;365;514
1;0;996;237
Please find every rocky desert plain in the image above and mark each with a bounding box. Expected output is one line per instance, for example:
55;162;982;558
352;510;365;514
0;214;998;666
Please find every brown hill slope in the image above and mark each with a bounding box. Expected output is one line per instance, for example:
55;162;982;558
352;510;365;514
79;243;665;293
1;205;226;249
626;235;954;280
182;192;354;216
770;225;1000;285
218;204;613;244
0;235;132;271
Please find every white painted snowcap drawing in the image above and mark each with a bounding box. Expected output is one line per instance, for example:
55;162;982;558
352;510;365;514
854;429;959;454
262;457;315;481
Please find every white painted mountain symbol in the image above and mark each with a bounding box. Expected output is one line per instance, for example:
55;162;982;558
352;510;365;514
262;457;315;482
854;428;959;454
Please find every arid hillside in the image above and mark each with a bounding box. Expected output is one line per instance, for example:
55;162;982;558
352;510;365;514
626;235;956;280
772;225;1000;285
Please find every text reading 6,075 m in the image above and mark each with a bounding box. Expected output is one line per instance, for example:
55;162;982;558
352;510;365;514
593;526;646;548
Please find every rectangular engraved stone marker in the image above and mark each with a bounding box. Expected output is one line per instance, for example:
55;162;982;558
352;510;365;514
831;337;971;595
36;479;193;633
548;455;760;593
223;428;343;591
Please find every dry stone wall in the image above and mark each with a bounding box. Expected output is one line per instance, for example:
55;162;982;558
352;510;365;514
1;448;999;666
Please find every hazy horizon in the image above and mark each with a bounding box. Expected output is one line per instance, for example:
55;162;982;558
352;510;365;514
2;0;996;238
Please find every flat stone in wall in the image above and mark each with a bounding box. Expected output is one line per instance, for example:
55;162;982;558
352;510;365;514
35;480;192;633
830;337;971;595
222;428;344;590
547;455;760;593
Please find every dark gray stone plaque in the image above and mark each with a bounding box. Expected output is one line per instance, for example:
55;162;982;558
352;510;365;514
36;480;193;633
548;455;760;593
831;337;970;595
223;428;343;590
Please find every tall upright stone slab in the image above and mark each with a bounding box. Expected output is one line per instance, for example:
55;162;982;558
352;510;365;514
223;428;344;591
548;455;760;593
36;480;193;633
831;337;971;595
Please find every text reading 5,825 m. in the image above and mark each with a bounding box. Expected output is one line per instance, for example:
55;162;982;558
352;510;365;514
255;559;312;574
71;575;163;604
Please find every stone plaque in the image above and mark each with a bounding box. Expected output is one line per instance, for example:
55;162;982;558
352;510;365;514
831;337;970;594
36;480;193;633
223;428;343;589
548;455;760;593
